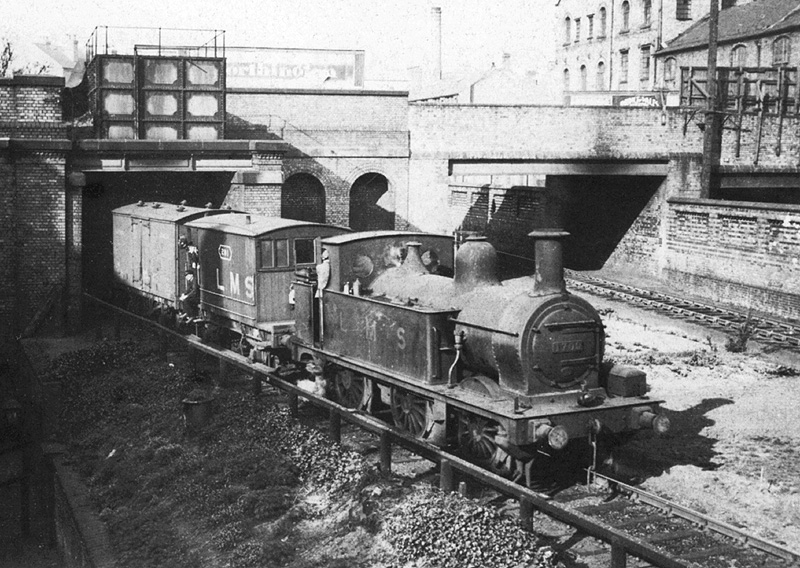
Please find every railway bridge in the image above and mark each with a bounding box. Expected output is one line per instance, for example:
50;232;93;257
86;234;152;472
2;72;800;340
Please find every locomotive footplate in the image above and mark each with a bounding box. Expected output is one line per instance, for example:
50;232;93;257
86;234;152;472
296;347;667;448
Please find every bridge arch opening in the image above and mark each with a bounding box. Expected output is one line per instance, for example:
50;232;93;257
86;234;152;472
282;173;326;223
349;173;395;231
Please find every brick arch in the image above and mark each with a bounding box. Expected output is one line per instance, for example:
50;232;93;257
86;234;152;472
282;172;326;223
349;171;395;231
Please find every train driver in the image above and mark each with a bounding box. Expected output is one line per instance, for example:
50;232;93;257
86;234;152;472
315;249;331;298
178;268;199;322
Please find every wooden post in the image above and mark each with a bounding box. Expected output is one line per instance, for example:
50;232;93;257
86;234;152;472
700;0;720;198
329;409;341;443
187;345;197;375
379;431;392;473
288;393;299;417
251;375;262;397
610;542;627;568
458;481;468;497
218;357;229;386
160;330;169;361
519;498;534;531
439;459;454;492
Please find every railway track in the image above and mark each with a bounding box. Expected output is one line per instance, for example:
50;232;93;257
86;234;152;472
565;270;800;351
551;473;800;568
86;294;800;568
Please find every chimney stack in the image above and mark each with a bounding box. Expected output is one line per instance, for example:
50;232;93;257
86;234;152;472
528;230;569;296
431;7;442;80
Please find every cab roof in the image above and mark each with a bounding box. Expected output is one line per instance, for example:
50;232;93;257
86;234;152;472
185;212;349;237
321;230;452;245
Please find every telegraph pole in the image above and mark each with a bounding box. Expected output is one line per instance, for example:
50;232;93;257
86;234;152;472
700;0;720;197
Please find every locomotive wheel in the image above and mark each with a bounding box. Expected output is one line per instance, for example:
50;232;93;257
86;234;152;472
457;414;517;478
390;388;430;438
334;369;367;409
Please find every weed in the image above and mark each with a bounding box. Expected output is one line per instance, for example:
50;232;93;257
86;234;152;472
725;311;758;353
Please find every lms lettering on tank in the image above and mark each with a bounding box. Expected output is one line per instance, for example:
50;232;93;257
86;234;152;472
218;245;232;261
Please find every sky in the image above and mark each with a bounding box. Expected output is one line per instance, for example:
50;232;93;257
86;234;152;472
1;0;557;81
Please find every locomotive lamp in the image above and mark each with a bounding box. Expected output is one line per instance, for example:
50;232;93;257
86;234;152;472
532;422;569;450
633;406;671;435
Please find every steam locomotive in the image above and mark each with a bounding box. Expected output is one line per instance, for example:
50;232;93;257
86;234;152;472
290;230;670;487
112;202;669;487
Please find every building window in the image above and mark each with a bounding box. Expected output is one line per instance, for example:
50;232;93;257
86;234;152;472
730;44;747;68
575;18;581;42
599;7;607;37
676;0;691;20
564;17;572;45
664;57;677;89
580;65;588;90
773;36;791;66
640;45;651;86
620;50;629;84
621;1;630;32
588;14;594;39
643;0;652;27
597;61;606;89
563;68;570;91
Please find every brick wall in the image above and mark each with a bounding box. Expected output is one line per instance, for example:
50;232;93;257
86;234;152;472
663;198;800;319
52;457;116;568
0;76;69;340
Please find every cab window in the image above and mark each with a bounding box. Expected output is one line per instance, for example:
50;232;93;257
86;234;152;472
295;238;315;265
260;239;290;269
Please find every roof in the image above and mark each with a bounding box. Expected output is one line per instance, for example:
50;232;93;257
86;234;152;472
112;201;221;223
321;231;453;245
186;212;348;237
658;0;800;55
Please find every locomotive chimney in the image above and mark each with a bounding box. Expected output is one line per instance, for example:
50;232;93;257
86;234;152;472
454;236;501;294
528;229;569;296
403;241;428;275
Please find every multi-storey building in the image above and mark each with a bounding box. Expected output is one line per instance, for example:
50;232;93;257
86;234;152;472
656;0;800;91
555;0;731;105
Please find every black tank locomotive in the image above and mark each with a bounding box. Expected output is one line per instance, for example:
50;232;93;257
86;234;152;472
291;230;669;486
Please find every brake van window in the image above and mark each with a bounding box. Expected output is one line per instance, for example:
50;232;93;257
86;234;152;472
295;239;315;265
275;239;289;267
260;240;274;268
260;239;290;269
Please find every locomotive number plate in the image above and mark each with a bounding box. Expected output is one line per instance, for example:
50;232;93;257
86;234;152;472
551;340;584;353
218;245;232;261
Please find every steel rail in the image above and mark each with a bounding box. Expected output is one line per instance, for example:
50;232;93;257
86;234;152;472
587;471;800;564
81;293;794;568
565;271;800;349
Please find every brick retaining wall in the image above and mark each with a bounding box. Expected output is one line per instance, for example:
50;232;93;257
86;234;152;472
52;455;116;568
